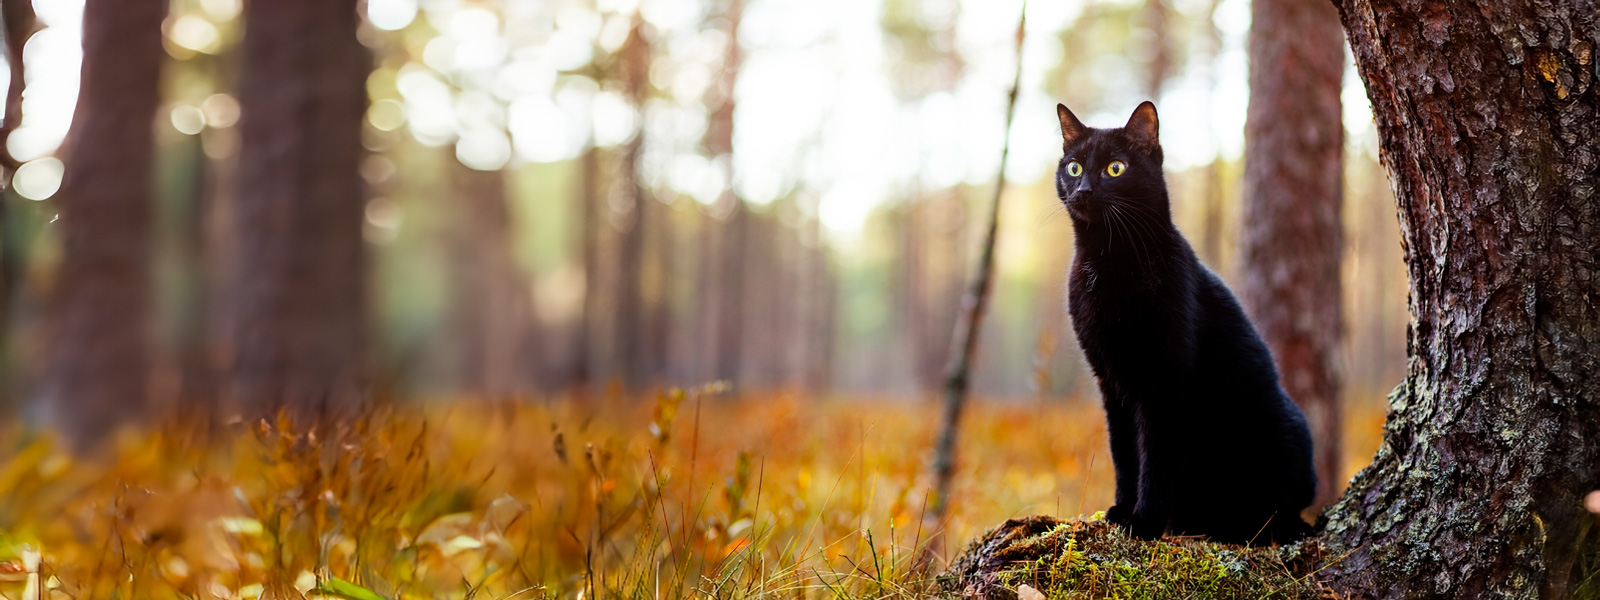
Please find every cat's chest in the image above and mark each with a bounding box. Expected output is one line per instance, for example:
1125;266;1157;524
1067;259;1187;343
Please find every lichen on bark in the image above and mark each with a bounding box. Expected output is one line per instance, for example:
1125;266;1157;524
1322;0;1600;598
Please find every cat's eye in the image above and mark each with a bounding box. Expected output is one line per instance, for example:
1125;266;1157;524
1066;161;1083;177
1107;161;1127;177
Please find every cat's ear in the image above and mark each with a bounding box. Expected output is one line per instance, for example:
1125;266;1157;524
1057;103;1089;146
1124;101;1159;148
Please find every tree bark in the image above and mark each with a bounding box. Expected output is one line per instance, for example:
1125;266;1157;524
37;0;165;446
230;0;369;419
1324;1;1600;598
1239;0;1345;509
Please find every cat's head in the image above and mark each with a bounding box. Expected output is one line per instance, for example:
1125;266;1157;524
1054;102;1169;225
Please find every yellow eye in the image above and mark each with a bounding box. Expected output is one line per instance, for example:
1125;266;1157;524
1107;161;1127;177
1066;161;1083;177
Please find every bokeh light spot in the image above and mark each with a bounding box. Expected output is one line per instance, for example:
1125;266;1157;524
168;15;220;54
201;94;240;128
367;99;406;131
170;104;205;135
14;157;64;201
367;0;418;31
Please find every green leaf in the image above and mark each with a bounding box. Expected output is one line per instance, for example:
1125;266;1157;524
314;577;394;600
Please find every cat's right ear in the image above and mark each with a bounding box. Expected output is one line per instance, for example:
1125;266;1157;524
1057;103;1088;147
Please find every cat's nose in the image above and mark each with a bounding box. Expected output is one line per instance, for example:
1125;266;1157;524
1075;178;1093;195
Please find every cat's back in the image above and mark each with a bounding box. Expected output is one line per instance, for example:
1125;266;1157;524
1190;265;1284;390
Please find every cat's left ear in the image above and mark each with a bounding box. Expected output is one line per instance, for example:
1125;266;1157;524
1057;103;1089;147
1124;101;1159;148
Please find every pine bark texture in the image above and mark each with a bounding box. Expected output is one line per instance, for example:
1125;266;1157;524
1324;1;1600;598
1239;0;1345;508
37;0;164;445
230;0;369;418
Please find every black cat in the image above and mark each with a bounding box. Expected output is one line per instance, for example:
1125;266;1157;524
1057;101;1316;545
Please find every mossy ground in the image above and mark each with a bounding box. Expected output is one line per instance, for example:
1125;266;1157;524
939;515;1338;600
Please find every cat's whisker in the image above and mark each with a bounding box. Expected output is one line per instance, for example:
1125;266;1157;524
1041;203;1070;227
1111;201;1163;262
1104;197;1167;261
1107;204;1147;266
1105;204;1146;266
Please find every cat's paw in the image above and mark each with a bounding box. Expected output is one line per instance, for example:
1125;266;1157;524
1105;503;1134;526
1111;511;1164;540
1125;516;1165;540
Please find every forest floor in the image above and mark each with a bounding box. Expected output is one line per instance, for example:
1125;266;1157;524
0;389;1385;600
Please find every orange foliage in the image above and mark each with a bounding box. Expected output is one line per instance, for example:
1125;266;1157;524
0;392;1386;600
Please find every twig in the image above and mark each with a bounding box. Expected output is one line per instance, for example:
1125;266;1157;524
920;0;1029;571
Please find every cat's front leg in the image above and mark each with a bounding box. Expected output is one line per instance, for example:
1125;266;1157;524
1125;404;1175;540
1102;393;1140;527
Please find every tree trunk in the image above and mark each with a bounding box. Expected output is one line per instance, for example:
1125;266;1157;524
1324;1;1600;598
1239;0;1345;509
36;0;165;446
0;0;37;405
1139;0;1174;100
571;146;601;394
230;0;369;419
445;155;532;398
613;16;652;391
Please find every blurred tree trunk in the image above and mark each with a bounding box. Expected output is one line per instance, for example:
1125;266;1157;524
1196;0;1226;271
1139;0;1174;100
1322;1;1600;597
702;0;743;385
798;218;834;390
571;146;601;394
446;156;533;398
613;16;652;391
37;0;165;445
230;0;369;419
1239;0;1344;508
893;201;933;391
0;0;37;403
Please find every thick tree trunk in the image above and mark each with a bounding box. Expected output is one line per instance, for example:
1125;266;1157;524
1324;1;1600;598
230;0;369;418
36;0;165;446
1239;0;1345;509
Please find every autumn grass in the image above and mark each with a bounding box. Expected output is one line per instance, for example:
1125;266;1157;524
0;390;1384;600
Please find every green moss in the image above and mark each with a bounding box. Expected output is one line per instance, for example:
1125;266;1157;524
941;515;1330;600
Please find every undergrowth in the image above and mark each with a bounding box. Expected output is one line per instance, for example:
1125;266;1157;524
941;516;1337;600
0;390;1381;600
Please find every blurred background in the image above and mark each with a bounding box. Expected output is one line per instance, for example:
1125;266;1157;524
0;0;1401;594
0;0;1404;406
